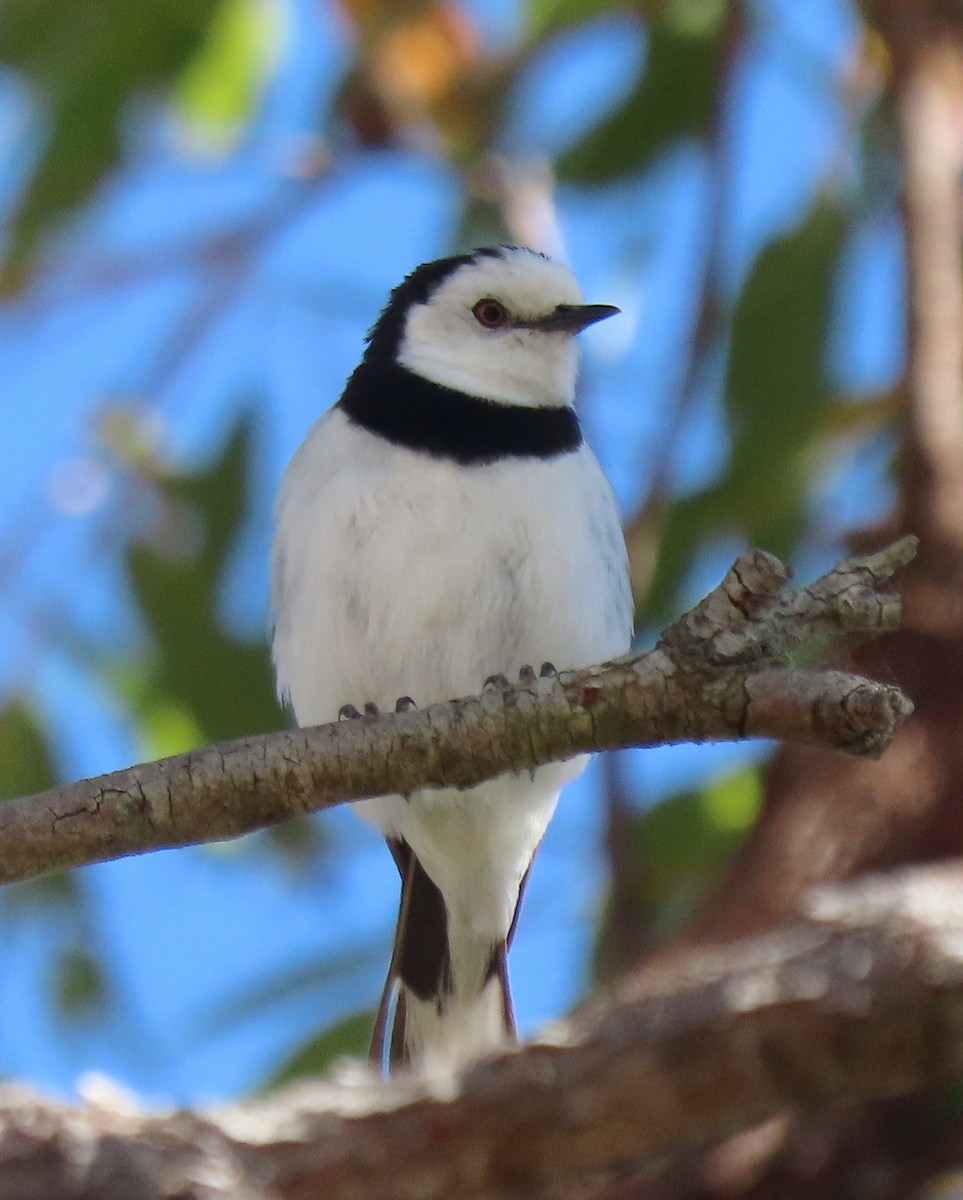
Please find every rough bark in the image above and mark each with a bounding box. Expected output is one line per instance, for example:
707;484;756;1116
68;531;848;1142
693;0;963;944
655;9;963;1198
0;539;914;888
0;861;962;1200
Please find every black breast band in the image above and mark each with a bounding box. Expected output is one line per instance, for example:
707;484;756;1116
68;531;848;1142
337;363;582;466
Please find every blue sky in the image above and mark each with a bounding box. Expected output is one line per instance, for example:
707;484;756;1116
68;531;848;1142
0;0;903;1101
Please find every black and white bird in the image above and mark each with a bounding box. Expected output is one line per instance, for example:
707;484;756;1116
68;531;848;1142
271;245;633;1074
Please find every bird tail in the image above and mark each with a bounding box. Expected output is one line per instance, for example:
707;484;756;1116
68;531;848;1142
370;839;523;1075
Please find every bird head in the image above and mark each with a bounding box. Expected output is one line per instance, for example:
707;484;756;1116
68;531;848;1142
364;246;619;409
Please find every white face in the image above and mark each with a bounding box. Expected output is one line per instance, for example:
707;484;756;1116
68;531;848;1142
397;247;587;409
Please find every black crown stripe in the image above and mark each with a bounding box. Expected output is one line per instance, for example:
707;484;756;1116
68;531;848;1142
365;248;504;364
337;362;582;465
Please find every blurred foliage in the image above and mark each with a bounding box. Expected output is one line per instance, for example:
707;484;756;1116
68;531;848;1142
639;765;763;932
559;0;726;181
0;699;55;801
643;199;849;623
196;942;384;1040
0;0;227;288
175;0;282;150
0;706;111;1025
594;764;763;978
526;0;622;39
333;0;510;161
123;416;284;755
50;946;108;1019
259;1009;374;1091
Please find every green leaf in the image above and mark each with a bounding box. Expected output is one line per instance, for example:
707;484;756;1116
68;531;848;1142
640;765;760;878
0;698;56;802
726;199;847;506
642;199;848;623
0;0;223;288
2;869;78;915
175;0;281;150
527;0;723;40
639;490;730;626
598;764;763;950
700;763;763;832
258;1010;374;1091
525;0;620;40
50;946;108;1018
124;413;284;750
558;1;726;182
256;815;329;877
0;702;88;914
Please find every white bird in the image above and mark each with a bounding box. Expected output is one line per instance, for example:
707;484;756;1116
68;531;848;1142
271;245;633;1075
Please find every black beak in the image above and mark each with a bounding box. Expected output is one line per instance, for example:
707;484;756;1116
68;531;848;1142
519;303;621;334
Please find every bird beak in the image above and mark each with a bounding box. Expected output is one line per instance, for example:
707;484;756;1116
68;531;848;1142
519;304;621;334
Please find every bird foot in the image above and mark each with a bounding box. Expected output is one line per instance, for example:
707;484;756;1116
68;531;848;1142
484;663;557;691
338;702;381;720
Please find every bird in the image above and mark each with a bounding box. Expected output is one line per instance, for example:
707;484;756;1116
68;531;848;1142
271;244;633;1075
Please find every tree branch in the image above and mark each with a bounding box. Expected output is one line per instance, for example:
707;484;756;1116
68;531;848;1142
0;538;916;887
883;1;963;558
2;858;963;1200
691;2;963;947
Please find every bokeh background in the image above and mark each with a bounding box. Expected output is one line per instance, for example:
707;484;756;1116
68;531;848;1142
2;2;956;1182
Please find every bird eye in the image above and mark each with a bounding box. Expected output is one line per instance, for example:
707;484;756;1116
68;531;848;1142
472;298;509;329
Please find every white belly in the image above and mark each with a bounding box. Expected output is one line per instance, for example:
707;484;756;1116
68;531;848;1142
272;409;632;943
356;759;583;942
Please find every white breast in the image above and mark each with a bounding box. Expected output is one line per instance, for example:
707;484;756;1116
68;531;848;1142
271;408;633;727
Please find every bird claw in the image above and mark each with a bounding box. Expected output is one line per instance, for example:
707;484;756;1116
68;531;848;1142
339;702;380;720
539;661;557;678
395;696;417;712
483;673;511;691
